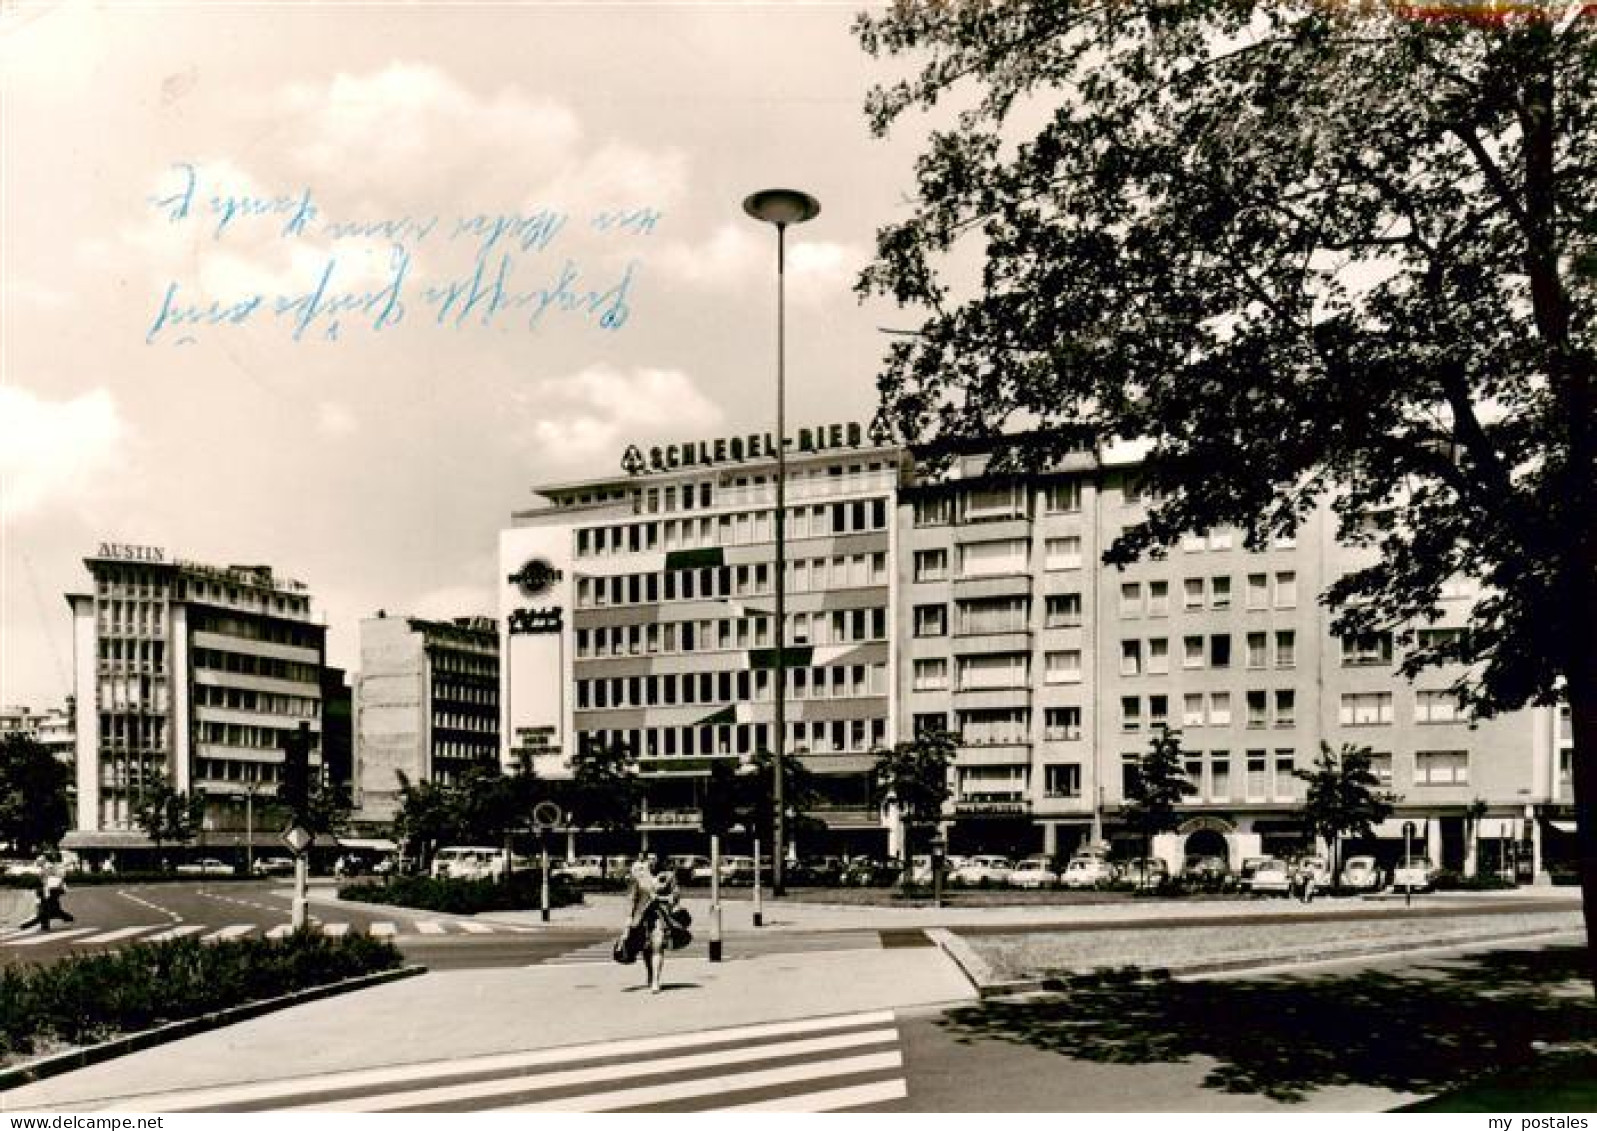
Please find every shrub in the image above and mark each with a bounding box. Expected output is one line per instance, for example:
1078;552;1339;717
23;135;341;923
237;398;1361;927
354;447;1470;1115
338;871;582;914
0;930;402;1063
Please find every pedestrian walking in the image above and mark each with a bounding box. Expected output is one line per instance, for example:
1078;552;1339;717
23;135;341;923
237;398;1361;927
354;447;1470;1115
17;855;74;932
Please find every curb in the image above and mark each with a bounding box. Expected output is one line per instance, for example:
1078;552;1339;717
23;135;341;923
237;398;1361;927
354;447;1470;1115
938;925;1585;1000
0;965;427;1093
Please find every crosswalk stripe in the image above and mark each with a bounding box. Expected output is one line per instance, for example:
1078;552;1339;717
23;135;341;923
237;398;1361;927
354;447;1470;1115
321;923;350;937
72;926;162;945
415;922;447;935
4;927;99;947
143;925;207;943
500;1051;904;1113
368;922;397;937
291;1029;899;1112
204;925;256;942
714;1077;907;1112
105;1011;898;1112
459;922;494;934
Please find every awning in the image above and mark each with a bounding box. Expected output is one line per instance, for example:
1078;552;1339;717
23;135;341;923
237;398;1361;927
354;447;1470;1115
336;837;398;853
1546;820;1578;834
61;830;154;850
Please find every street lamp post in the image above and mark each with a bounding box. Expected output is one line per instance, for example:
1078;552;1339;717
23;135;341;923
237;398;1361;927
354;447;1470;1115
743;187;820;900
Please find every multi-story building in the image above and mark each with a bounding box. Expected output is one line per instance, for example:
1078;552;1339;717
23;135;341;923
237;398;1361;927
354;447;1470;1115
498;428;1570;879
62;544;326;857
0;702;75;763
353;614;499;822
500;424;901;855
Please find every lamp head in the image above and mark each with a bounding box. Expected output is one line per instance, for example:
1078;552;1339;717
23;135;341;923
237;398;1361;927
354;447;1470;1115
743;188;821;227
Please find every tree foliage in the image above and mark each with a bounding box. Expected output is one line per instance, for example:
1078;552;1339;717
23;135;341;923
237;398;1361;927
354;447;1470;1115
564;736;642;834
857;0;1597;981
1122;725;1199;855
872;727;956;872
132;773;205;863
1294;742;1401;876
0;734;71;857
392;767;543;864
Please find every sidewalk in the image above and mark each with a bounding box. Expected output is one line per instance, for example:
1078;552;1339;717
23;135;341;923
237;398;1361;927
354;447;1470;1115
1;947;975;1111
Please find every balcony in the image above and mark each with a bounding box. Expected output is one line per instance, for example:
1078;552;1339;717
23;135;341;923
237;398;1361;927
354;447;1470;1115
953;797;1032;817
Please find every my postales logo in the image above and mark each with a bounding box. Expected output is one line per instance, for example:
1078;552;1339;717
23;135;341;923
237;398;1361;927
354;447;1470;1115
508;557;562;598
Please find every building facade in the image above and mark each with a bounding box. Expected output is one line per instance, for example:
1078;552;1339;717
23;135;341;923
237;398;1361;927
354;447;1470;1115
62;546;326;853
353;614;499;823
0;702;75;763
501;430;1572;878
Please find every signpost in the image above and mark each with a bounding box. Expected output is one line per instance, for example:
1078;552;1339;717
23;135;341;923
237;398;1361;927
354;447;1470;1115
1402;820;1416;907
708;832;723;962
282;824;314;930
532;801;563;923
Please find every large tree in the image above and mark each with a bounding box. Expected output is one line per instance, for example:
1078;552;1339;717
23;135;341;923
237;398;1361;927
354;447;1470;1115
0;734;71;857
1294;742;1401;882
563;737;642;836
857;0;1597;982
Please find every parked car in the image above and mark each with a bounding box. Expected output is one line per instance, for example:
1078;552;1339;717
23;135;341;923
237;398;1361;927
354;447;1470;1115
554;856;607;882
1061;856;1118;888
1237;856;1271;892
430;846;508;881
949;855;1015;886
252;856;296;876
667;855;711;883
722;855;761;885
176;857;233;876
789;856;846;885
1119;857;1171;890
1340;855;1384;892
1392;856;1441;892
1247;857;1293;895
1008;858;1060;889
1292;855;1332;885
842;857;901;886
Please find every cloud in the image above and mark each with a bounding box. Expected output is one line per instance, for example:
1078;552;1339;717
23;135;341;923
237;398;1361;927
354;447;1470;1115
316;401;359;438
517;365;724;467
0;387;127;521
654;222;862;300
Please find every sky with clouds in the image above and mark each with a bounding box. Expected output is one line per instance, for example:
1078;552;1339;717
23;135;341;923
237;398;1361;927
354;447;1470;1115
1;1;937;707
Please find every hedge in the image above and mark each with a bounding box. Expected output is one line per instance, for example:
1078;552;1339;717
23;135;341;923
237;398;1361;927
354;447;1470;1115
0;929;402;1062
337;871;583;915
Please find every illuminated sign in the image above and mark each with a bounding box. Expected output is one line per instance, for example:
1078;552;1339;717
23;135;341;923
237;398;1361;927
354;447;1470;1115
95;543;167;563
508;558;563;598
508;607;563;635
620;422;866;475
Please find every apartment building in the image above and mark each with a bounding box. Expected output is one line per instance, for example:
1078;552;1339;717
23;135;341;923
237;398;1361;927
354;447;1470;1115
354;614;499;822
62;545;326;854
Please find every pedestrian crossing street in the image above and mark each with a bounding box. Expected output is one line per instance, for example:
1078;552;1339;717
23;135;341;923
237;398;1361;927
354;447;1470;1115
102;1010;908;1113
0;919;530;948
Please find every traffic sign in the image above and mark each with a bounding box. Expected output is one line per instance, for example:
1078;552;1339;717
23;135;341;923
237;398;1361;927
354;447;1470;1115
531;801;564;831
282;825;314;855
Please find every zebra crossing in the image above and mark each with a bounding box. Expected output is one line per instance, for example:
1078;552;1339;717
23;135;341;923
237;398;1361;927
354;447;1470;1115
103;1010;908;1113
1;919;528;950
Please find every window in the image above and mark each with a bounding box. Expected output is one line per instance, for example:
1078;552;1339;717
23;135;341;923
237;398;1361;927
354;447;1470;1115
1183;693;1206;727
1339;692;1393;726
1368;752;1393;786
1182;533;1206;552
960;539;1028;578
958;709;1030;746
1209;692;1231;726
1415;750;1469;785
1121;640;1142;676
914;604;947;637
1046;593;1083;627
914;496;952;527
1183;636;1205;668
1274;571;1298;608
912;658;948;692
1185;757;1204;792
1247;690;1268;729
1210;634;1232;668
1045;537;1082;570
1275;630;1297;668
1246;752;1268;798
1045;650;1082;684
1149;694;1169;729
913;548;948;582
1148;581;1170;616
1418;627;1465;650
1211;752;1231;800
1275;751;1300;799
913;712;948;737
1211;576;1231;609
1120;582;1143;617
1342;632;1394;666
1044;707;1082;741
1122;696;1143;731
1209;529;1233;550
1045;481;1082;513
1044;764;1082;798
1148;637;1170;674
1246;573;1268;609
958;653;1029;690
962;485;1027;522
1416;690;1462;723
959;596;1029;634
1184;578;1205;609
1274;689;1296;728
1246;632;1267;669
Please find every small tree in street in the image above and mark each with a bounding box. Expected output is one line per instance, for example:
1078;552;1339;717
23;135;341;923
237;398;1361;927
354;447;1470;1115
133;773;205;870
1294;743;1401;885
393;772;460;871
1121;726;1197;880
0;734;71;857
563;736;642;838
872;727;956;883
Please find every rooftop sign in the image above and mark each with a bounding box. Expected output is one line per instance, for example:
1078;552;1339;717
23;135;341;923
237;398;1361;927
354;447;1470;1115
621;422;866;476
93;543;167;563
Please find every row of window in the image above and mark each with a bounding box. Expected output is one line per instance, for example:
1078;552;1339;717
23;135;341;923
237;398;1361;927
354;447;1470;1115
580;716;890;759
1121;631;1298;674
192;610;322;650
195;757;285;785
431;711;496;732
429;650;498;678
97;637;168;673
628;461;898;516
577;663;890;711
97;676;169;715
1340;691;1468;726
97;713;167;750
194;683;320;718
432;679;497;708
576;552;889;610
96;598;166;637
197;720;314;750
575;607;889;660
177;576;310;617
1120;572;1299;615
193;648;319;685
912;482;1084;528
576;498;890;559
